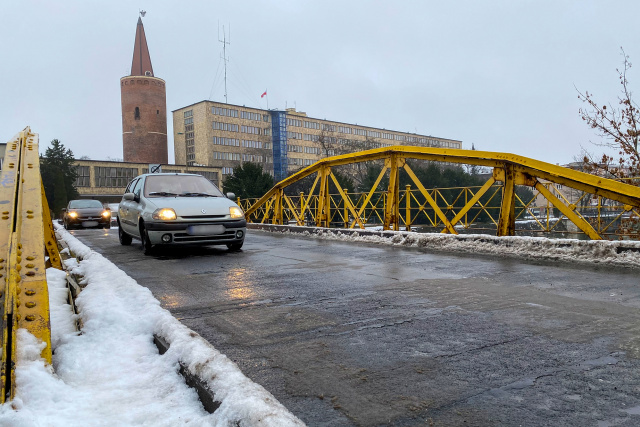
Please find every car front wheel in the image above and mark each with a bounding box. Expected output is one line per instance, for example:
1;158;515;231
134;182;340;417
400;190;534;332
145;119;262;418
118;224;132;245
227;241;243;251
141;225;154;255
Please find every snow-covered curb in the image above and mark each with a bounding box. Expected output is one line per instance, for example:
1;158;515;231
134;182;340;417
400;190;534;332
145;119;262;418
249;224;640;268
0;224;303;426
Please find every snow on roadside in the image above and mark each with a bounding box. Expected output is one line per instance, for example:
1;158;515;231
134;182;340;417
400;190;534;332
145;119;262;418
257;225;640;268
0;225;304;427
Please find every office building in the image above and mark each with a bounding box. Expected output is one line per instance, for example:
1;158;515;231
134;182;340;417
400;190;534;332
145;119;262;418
172;101;462;181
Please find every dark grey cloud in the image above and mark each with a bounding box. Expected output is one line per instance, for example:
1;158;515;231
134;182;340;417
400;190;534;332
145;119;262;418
1;0;638;165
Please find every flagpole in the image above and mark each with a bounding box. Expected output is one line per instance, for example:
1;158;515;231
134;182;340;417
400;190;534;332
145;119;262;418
266;89;269;110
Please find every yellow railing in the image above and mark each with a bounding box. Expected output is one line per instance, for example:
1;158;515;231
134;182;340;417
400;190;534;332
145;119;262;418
0;127;61;402
242;146;640;240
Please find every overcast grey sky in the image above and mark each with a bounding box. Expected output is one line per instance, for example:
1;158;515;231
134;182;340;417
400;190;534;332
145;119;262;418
1;1;638;165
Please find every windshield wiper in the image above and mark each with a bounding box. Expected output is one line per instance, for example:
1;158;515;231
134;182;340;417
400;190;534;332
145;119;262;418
148;192;178;197
179;192;218;197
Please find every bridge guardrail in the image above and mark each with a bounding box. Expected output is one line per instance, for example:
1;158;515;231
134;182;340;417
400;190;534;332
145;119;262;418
0;127;61;402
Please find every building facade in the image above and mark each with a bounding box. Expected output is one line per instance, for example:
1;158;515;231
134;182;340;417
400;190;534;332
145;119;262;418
120;17;168;164
73;159;221;203
172;101;462;181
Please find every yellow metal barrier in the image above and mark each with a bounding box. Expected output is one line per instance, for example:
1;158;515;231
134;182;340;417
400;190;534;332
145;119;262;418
243;146;640;240
0;127;61;402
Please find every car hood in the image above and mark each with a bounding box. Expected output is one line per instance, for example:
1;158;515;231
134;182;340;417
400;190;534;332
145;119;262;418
70;207;105;216
145;196;239;218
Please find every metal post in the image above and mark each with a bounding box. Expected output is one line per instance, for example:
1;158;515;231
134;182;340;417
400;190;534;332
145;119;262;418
275;188;284;225
405;185;411;232
384;155;399;230
497;164;516;236
343;188;349;228
318;167;330;227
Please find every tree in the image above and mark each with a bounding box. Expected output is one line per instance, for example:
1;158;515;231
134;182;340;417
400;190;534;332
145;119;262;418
316;126;382;190
40;139;78;216
222;162;274;199
577;48;640;182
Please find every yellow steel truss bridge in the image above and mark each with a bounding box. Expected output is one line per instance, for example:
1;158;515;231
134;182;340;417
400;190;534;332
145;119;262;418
242;146;640;240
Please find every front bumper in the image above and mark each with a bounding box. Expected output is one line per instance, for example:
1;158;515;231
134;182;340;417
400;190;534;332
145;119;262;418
145;219;246;245
67;216;110;228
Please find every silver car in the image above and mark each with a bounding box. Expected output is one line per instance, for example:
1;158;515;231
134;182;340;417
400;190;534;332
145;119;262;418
118;173;246;254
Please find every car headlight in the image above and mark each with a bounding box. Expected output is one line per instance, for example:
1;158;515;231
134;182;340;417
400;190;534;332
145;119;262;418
68;211;78;218
152;208;177;220
229;206;244;219
102;210;111;218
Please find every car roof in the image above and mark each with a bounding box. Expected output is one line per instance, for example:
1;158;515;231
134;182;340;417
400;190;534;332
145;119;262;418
136;173;202;178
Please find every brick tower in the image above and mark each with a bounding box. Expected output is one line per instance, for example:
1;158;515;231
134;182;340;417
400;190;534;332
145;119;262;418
120;17;168;164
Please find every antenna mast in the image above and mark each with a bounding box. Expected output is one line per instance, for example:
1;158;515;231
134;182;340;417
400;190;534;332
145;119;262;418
218;23;230;104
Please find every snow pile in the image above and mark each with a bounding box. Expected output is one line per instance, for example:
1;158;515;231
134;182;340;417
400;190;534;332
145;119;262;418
0;226;303;426
256;225;640;268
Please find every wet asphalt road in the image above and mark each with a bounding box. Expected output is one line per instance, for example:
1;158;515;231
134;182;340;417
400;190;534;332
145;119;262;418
69;227;640;427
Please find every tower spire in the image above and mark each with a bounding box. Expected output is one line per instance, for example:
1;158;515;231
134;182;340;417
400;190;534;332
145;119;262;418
130;16;154;77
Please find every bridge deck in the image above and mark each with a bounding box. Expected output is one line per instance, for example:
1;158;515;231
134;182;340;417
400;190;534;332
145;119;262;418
76;229;640;426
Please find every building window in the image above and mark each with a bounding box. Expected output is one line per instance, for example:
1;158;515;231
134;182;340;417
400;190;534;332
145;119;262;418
212;137;240;146
75;165;90;187
134;107;140;120
286;118;303;127
197;171;219;186
212;107;238;118
241;125;261;135
242;139;263;149
213;151;242;161
95;167;138;187
212;121;239;132
240;111;263;121
184;110;193;118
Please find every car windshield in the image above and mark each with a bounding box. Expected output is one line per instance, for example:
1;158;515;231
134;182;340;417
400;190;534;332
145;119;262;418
68;200;103;209
144;175;224;198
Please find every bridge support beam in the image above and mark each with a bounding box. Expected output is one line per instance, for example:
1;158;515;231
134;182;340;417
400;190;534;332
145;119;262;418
317;166;331;228
535;181;602;240
497;164;516;236
384;155;401;231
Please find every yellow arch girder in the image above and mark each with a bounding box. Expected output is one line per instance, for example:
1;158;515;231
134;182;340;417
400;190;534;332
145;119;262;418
244;146;640;240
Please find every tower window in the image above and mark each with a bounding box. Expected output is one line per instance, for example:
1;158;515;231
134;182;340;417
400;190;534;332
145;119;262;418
157;110;159;114
135;107;140;120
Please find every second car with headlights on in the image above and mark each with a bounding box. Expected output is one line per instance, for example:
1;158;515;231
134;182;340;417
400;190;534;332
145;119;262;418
117;173;246;254
63;199;111;230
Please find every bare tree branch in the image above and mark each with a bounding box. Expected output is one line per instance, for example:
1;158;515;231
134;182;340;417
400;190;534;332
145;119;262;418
577;47;640;183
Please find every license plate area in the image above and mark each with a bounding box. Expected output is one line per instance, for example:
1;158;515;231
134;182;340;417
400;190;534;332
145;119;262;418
186;224;225;235
82;221;98;227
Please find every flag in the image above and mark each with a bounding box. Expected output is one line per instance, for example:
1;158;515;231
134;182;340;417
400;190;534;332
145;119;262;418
261;90;267;98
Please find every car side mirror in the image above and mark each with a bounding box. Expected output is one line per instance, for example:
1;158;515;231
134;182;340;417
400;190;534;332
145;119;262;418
123;193;135;201
226;192;236;200
61;208;66;212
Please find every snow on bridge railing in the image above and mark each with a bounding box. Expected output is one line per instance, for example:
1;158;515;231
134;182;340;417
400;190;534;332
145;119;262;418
0;127;62;402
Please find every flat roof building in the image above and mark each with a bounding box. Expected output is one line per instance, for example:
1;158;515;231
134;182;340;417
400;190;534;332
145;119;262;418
73;159;221;203
172;101;462;181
